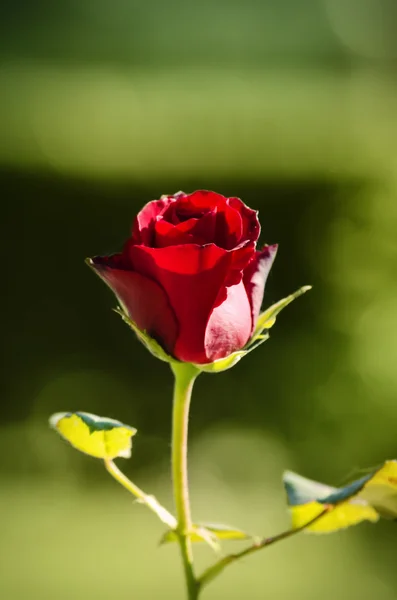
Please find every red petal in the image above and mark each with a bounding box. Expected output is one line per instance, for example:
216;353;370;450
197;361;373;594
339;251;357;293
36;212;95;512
89;257;178;353
174;190;226;215
228;197;260;243
127;243;233;363
173;191;244;249
224;241;256;287
132;196;176;246
204;281;252;362
243;244;278;331
181;211;217;244
154;212;216;247
214;204;243;249
154;219;199;247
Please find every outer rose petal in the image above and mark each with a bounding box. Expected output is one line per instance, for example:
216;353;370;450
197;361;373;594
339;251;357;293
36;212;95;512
89;258;178;353
127;243;237;363
243;244;278;331
204;281;252;361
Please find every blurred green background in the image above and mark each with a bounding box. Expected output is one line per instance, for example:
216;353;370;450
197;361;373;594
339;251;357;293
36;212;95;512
2;0;397;598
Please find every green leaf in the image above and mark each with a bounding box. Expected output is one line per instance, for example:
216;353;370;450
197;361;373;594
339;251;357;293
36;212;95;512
49;411;137;459
114;307;174;363
282;462;397;533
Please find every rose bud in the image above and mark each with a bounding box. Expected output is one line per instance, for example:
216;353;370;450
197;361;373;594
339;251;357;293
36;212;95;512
88;190;277;365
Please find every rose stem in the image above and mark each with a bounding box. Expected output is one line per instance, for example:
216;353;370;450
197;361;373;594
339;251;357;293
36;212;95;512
171;362;200;600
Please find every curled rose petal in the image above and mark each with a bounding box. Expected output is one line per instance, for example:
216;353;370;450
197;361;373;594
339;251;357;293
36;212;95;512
88;256;178;353
228;196;260;243
243;244;278;331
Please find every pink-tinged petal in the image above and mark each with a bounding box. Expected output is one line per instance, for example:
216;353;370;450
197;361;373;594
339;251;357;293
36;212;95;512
132;196;176;246
243;244;278;331
204;281;252;362
89;257;178;353
127;243;233;363
228;197;260;243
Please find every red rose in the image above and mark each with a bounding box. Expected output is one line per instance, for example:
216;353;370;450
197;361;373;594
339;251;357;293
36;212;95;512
89;190;277;364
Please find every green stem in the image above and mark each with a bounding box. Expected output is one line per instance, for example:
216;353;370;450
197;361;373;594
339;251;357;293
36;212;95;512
104;458;177;529
171;362;200;600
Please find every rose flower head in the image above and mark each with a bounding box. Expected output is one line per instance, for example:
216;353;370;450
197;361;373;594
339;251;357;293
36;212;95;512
88;190;277;365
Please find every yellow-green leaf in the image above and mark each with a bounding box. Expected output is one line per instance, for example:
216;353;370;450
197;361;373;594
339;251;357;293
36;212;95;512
49;411;137;459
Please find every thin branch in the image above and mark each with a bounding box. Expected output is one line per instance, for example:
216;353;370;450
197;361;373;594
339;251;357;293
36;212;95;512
104;458;177;529
198;508;330;589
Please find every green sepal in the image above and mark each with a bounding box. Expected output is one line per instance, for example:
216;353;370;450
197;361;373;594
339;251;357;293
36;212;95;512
114;307;175;363
251;285;312;342
195;348;255;373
